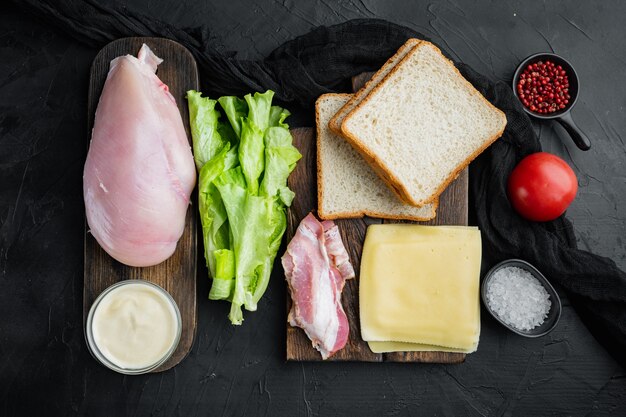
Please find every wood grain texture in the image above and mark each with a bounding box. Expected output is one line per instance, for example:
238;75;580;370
286;72;468;363
84;38;199;372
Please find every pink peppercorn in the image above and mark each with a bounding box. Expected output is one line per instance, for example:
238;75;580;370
517;60;570;114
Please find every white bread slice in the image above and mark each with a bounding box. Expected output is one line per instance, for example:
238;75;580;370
329;38;421;135
316;94;437;221
340;41;507;207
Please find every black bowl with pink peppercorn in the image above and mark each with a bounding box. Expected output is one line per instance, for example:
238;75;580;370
513;53;591;150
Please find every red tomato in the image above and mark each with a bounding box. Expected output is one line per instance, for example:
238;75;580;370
507;152;578;222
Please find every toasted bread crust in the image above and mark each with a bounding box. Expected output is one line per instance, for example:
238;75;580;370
340;41;507;207
318;200;438;221
328;38;421;136
316;93;437;221
316;93;353;218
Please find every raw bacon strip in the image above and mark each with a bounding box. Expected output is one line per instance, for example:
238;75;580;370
282;213;353;359
321;220;355;286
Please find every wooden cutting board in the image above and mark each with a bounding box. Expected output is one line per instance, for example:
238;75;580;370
285;73;468;363
84;38;199;372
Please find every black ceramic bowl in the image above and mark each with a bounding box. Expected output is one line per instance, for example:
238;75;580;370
512;53;591;150
481;259;562;338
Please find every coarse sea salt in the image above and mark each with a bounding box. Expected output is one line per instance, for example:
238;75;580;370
485;266;551;331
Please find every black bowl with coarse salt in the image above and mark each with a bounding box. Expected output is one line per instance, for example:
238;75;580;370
481;259;562;338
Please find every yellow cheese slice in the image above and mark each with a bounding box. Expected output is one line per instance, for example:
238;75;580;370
360;225;481;352
367;341;471;354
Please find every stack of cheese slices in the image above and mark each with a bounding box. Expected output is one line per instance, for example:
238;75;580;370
360;224;483;354
315;39;508;356
316;39;507;221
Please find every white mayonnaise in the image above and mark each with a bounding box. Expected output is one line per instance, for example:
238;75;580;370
88;280;180;371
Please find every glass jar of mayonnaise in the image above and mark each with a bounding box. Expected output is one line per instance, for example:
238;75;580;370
85;280;182;375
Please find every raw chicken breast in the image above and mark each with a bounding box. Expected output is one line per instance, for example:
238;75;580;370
282;213;354;359
84;44;196;267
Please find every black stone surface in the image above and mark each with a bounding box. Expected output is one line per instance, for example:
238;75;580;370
1;1;625;416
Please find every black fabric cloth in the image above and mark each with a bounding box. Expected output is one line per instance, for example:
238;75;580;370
13;0;626;366
14;0;410;106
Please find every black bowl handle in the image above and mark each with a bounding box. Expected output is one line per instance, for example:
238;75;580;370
555;112;591;151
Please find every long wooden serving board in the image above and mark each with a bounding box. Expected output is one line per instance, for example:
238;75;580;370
84;38;199;372
285;73;468;363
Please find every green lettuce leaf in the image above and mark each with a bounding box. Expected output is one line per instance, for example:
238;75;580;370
249;127;300;305
210;249;235;300
214;167;274;324
217;121;239;146
217;96;248;139
238;119;265;196
186;90;226;169
245;91;274;132
259;127;301;203
197;144;238;288
249;199;286;305
269;106;290;129
187;88;300;325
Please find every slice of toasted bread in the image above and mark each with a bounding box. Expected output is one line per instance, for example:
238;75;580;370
340;41;507;207
317;93;437;221
328;38;421;135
